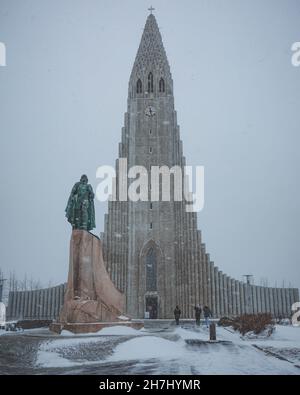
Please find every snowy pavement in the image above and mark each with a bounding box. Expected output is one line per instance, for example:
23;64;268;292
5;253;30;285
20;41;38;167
0;324;299;374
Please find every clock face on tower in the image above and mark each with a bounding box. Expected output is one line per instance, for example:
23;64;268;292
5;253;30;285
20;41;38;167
145;106;156;117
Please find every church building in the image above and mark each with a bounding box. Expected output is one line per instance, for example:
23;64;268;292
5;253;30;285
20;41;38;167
101;12;298;319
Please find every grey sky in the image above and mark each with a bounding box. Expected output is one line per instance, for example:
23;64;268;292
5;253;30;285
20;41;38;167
0;0;299;289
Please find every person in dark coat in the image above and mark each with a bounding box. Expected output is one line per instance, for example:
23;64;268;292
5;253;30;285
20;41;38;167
174;305;181;325
194;304;202;326
203;305;212;328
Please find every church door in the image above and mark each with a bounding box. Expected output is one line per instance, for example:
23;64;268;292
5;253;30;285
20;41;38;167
145;296;158;319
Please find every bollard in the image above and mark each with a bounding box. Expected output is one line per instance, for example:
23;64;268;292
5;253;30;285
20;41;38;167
209;322;216;341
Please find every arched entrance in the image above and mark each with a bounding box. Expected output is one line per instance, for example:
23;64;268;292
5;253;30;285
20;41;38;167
145;246;158;319
145;295;158;319
139;240;164;319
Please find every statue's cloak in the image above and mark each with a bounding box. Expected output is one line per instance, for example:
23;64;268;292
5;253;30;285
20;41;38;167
65;182;95;231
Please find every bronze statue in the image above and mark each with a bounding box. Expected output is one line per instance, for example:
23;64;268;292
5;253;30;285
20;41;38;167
65;175;95;231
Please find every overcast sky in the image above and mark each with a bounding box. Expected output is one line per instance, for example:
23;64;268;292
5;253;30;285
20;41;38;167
0;0;299;289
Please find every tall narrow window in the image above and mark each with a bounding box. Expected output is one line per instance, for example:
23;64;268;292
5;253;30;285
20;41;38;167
159;78;165;93
146;247;157;291
148;72;154;93
149;147;152;153
136;79;142;94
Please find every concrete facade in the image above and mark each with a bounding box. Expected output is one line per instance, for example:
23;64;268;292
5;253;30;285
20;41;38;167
100;13;299;318
7;284;66;321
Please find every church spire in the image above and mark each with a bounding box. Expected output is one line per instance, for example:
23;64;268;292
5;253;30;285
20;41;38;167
148;5;155;14
129;13;172;94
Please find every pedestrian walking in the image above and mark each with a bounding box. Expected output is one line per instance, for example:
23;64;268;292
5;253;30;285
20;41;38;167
203;305;212;328
174;305;181;325
194;304;202;326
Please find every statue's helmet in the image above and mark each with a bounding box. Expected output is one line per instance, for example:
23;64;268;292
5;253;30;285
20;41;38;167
80;174;88;183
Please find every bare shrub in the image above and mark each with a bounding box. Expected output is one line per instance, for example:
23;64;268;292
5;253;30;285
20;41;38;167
218;313;274;336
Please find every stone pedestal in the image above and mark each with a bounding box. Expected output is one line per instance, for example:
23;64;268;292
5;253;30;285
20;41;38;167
52;230;126;333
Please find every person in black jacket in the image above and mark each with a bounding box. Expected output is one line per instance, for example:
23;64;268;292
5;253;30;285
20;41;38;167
203;305;212;328
174;305;181;325
194;304;202;326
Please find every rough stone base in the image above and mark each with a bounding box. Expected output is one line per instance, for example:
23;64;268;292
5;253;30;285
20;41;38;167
58;230;125;326
50;321;144;334
59;299;120;324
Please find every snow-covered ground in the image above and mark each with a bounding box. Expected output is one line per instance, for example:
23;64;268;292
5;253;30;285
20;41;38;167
32;324;300;374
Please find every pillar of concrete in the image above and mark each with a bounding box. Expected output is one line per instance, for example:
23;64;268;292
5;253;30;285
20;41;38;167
285;289;291;317
277;288;282;318
39;289;44;319
231;279;236;316
54;286;59;318
9;292;14;319
244;285;249;314
206;255;212;313
236;281;241;316
59;284;65;315
32;290;37;319
38;289;43;320
240;282;245;314
13;292;18;319
256;286;262;313
261;286;266;313
15;291;21;319
213;267;219;317
223;274;228;316
218;271;224;317
281;288;286;317
264;287;270;314
252;286;257;314
291;289;296;306
201;245;207;307
45;288;49;319
269;288;274;317
49;287;54;319
23;291;29;319
18;292;24;320
273;288;279;319
210;262;216;315
6;292;12;319
227;277;232;315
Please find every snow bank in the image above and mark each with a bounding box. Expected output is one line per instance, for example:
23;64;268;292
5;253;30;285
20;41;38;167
118;315;130;321
36;336;109;368
98;325;143;336
175;327;209;341
34;325;300;373
108;336;184;362
272;325;300;342
247;325;300;348
37;350;84;368
60;325;143;337
41;336;108;351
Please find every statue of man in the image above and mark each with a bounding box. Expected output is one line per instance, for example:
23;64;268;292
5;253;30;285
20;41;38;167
65;175;96;231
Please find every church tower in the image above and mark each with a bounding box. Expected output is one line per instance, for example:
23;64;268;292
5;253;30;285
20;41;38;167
101;12;299;319
102;12;195;318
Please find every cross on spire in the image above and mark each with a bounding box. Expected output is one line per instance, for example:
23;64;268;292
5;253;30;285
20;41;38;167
148;5;155;14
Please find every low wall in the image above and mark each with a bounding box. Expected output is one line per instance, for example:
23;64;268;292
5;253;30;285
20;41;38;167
6;281;299;320
6;283;66;321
